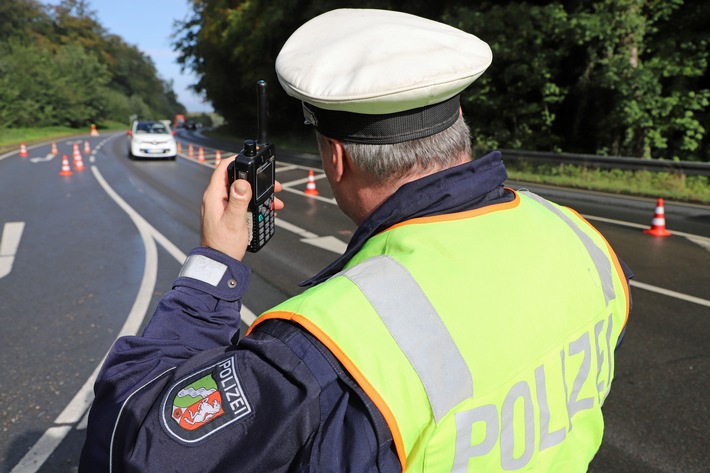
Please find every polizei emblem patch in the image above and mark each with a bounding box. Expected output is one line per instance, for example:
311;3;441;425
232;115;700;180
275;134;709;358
161;356;252;443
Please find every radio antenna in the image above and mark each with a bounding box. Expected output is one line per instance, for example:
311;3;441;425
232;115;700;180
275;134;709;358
256;80;268;146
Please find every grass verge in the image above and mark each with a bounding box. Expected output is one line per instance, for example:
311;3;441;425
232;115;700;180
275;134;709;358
0;121;128;154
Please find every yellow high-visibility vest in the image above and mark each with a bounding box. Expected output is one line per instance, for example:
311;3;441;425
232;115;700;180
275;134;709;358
249;190;630;472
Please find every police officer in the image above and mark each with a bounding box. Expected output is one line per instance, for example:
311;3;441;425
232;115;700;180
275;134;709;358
80;9;632;472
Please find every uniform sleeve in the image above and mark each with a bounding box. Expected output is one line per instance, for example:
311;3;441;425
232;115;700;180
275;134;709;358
79;248;398;472
79;247;249;470
102;246;250;393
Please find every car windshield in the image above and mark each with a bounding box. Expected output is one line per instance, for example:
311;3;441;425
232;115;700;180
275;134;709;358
136;122;169;134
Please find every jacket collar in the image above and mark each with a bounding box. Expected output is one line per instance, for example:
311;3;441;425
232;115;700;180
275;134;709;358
300;151;510;287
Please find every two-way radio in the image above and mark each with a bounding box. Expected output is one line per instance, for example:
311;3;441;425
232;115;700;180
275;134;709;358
228;80;276;253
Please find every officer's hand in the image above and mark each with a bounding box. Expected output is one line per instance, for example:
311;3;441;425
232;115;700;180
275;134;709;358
201;155;284;261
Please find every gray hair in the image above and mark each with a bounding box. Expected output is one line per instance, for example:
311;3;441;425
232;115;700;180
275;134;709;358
323;115;472;183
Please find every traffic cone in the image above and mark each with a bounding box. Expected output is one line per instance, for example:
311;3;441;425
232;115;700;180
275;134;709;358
198;147;205;162
84;140;90;154
643;198;671;237
188;143;194;158
72;144;86;171
19;143;28;157
51;142;58;154
177;141;182;154
90;124;99;136
305;170;319;196
58;154;73;176
214;150;221;166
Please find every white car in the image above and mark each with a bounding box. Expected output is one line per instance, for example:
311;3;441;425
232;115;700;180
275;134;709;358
128;120;177;160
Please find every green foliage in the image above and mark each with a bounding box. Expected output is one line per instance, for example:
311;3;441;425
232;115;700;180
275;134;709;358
0;0;48;44
564;0;709;160
0;0;185;130
0;42;110;127
173;0;710;162
450;2;572;151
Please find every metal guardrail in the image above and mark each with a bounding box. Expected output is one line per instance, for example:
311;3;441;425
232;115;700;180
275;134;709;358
500;149;710;177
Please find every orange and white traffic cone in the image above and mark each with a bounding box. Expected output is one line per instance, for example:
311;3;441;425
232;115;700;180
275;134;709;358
84;140;90;154
72;144;86;171
305;170;319;196
90;124;99;136
188;143;194;158
214;150;221;166
177;141;182;154
51;142;58;154
59;154;73;176
198;147;205;162
643;198;671;237
19;143;28;157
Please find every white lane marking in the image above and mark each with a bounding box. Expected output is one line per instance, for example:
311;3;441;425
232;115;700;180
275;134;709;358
0;142;47;162
630;281;710;308
275;218;318;239
277;161;320;172
281;173;328;187
583;214;710;252
0;134;114;162
30;153;56;163
76;406;90;431
0;222;25;279
241;305;258;326
278;169;338;204
583;215;646;229
146;221;189;264
280;185;337;204
53;361;104;426
275;164;300;172
9;426;72;473
275;218;347;254
687;236;710;252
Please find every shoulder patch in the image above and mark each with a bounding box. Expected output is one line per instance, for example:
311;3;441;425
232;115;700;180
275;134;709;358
161;356;252;443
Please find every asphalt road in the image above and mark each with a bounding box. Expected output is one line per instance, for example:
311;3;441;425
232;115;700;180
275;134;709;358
1;130;708;472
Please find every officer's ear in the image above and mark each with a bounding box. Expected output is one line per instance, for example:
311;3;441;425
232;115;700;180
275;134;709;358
321;136;348;184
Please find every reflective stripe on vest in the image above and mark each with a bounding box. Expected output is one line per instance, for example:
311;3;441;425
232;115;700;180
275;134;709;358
519;191;615;305
342;255;472;422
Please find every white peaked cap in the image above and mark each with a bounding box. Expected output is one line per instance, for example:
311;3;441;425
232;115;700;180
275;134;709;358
275;9;492;144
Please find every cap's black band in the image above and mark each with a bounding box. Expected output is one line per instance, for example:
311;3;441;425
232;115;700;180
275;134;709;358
303;95;460;144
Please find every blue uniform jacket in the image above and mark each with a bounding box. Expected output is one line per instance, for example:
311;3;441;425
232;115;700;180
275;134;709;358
79;152;632;472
